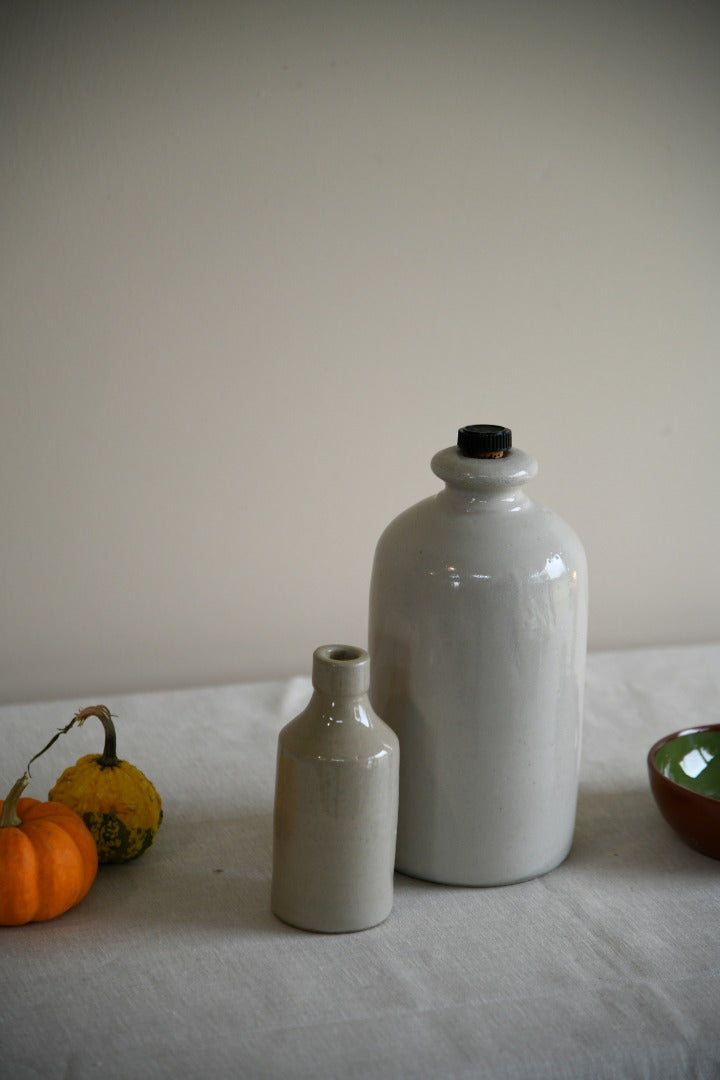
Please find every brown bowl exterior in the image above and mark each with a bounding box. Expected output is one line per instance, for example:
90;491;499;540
647;724;720;860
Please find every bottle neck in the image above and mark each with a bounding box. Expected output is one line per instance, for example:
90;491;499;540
311;645;370;697
431;445;538;506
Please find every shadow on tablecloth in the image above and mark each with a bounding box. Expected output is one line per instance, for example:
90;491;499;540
82;810;280;933
568;784;718;877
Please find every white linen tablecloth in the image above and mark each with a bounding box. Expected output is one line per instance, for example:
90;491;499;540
1;643;719;1079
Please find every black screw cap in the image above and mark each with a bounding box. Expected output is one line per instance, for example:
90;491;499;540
457;424;512;456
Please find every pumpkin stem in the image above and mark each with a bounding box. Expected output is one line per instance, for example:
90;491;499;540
25;704;120;777
77;705;120;766
0;773;30;828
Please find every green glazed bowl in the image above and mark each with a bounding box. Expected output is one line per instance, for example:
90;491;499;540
647;724;720;860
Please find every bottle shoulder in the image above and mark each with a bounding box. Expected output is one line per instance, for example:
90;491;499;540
279;695;399;762
371;493;586;588
376;491;583;552
374;493;437;545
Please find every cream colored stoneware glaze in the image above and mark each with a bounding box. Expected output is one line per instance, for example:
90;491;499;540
368;435;588;886
271;645;399;932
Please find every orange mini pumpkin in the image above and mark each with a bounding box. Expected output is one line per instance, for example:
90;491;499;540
0;774;98;926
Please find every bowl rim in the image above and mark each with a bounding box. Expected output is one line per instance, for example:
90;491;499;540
647;721;720;801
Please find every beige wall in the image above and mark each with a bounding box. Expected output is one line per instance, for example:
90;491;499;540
2;1;719;705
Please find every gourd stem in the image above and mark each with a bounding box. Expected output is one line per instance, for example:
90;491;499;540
76;705;120;766
24;704;120;779
0;773;30;828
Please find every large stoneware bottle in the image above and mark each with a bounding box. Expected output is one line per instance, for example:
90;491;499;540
368;425;587;886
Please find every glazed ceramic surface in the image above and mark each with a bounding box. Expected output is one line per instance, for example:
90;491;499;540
271;645;399;932
648;724;720;860
368;438;588;886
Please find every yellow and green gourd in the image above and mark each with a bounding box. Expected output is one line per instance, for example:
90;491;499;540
49;705;162;864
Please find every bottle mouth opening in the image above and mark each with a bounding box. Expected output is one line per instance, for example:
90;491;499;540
317;645;365;664
312;645;370;695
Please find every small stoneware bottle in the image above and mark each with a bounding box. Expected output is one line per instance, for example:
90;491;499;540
368;425;588;886
271;645;399;932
